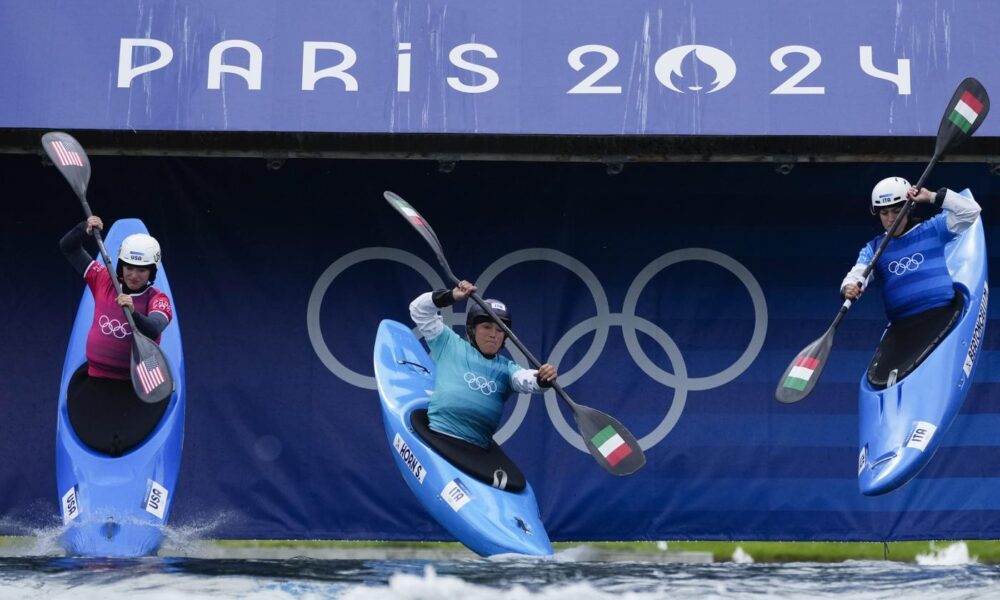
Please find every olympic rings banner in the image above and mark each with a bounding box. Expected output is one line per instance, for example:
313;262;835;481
3;1;1000;136
2;155;1000;542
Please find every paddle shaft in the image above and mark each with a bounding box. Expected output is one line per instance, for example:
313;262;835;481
449;277;582;410
76;194;140;332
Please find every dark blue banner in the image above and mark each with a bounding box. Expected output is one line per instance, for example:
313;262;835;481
2;1;999;136
1;155;999;541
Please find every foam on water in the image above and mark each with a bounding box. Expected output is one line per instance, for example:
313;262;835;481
0;525;998;600
0;572;305;600
339;565;665;600
0;558;999;600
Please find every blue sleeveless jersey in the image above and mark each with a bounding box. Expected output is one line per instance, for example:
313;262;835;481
861;214;956;321
425;327;521;448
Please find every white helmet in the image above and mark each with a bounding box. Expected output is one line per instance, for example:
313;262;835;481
870;177;911;215
118;233;161;267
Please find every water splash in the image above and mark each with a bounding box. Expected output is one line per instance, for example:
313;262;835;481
731;546;754;564
0;509;70;557
915;542;977;565
158;512;239;557
548;545;599;563
0;510;238;558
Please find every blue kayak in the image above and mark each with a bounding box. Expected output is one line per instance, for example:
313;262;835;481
858;190;988;496
373;319;552;557
56;218;185;556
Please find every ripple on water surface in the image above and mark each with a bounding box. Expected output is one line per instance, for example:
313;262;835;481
0;555;997;600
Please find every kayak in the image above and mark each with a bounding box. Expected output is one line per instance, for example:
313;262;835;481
56;218;185;556
373;319;552;557
858;190;987;496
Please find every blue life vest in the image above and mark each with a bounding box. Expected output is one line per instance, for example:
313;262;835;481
425;327;521;448
864;214;956;321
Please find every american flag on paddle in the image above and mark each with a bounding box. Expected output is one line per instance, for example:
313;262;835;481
135;355;166;394
49;140;84;167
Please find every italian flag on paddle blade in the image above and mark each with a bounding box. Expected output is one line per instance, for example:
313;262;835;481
388;196;426;227
948;90;985;133
591;425;632;466
783;356;820;391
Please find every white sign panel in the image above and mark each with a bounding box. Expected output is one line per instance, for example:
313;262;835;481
62;486;80;524
441;479;473;512
144;479;169;519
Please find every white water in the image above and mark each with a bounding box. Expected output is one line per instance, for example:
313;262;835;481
341;568;665;600
0;522;995;600
1;560;1000;600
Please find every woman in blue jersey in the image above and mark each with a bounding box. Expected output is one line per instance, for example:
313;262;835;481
841;177;981;319
410;280;557;448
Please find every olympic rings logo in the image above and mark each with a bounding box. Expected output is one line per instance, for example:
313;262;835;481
888;252;924;276
98;314;131;339
307;247;767;453
464;372;499;395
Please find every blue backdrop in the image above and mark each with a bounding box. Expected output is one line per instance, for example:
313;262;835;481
0;154;998;541
2;0;999;136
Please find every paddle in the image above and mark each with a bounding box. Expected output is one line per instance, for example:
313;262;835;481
385;191;646;475
42;131;174;404
775;77;990;403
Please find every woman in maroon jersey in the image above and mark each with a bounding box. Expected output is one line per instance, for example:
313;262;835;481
60;215;174;455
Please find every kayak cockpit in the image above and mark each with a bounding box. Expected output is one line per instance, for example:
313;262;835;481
67;363;169;457
866;290;965;390
410;409;526;492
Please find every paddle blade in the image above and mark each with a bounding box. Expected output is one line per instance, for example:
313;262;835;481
574;404;646;476
935;78;990;155
775;327;836;404
383;191;451;272
130;333;174;404
41;132;91;200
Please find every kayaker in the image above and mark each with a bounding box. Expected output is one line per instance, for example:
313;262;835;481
841;177;982;321
61;216;173;378
409;280;557;448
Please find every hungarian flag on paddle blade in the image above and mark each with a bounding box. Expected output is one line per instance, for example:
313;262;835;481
783;356;820;391
948;90;985;133
591;425;632;466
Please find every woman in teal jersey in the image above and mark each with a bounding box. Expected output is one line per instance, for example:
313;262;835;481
841;176;981;321
410;280;557;449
